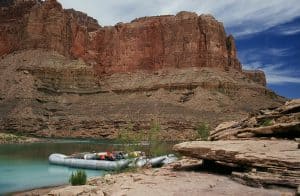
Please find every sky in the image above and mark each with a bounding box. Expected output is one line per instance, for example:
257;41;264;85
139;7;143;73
58;0;300;98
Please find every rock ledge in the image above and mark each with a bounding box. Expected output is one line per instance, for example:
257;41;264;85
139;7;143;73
174;140;300;188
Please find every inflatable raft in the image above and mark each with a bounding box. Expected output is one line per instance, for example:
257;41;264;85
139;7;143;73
49;153;130;171
49;153;178;170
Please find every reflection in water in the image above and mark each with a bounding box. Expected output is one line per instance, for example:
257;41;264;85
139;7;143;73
0;139;173;194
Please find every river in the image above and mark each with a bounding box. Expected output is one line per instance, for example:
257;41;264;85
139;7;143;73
0;139;173;195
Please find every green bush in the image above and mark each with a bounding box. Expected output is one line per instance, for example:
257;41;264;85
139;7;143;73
69;170;87;186
260;118;273;127
196;122;210;140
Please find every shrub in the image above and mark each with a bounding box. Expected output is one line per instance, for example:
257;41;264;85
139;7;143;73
117;122;139;153
69;170;87;186
148;120;161;141
260;118;273;127
196;122;210;140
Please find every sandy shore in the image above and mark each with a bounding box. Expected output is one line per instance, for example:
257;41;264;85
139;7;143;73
15;160;295;196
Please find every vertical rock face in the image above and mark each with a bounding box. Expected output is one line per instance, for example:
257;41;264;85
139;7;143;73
0;0;37;55
0;0;99;57
23;0;99;57
87;12;241;74
0;0;243;75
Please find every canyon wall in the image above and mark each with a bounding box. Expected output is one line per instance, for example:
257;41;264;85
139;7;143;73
87;12;241;74
0;0;243;75
0;0;282;140
0;0;99;57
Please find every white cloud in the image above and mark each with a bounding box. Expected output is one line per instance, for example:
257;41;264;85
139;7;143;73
57;0;300;37
238;47;292;65
277;26;300;35
266;48;291;57
240;48;300;85
244;62;300;84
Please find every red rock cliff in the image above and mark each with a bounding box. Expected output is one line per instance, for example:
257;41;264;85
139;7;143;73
0;0;99;57
0;0;242;74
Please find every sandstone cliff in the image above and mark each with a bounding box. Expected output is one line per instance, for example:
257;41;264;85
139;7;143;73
2;0;242;75
87;12;242;74
0;0;285;140
0;0;99;57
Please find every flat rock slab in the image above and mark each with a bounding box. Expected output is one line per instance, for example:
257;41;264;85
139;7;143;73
174;140;300;187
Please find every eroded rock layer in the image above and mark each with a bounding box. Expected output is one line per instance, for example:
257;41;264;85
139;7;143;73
174;99;300;190
0;50;284;140
210;99;300;140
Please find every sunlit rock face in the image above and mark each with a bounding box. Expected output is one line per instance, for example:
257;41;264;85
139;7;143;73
87;12;242;74
0;1;241;75
0;0;99;58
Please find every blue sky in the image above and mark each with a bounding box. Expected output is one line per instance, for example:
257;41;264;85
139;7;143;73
59;0;300;98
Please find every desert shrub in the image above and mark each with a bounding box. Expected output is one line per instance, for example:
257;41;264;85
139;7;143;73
260;118;273;127
69;170;87;186
196;122;210;140
148;120;161;141
117;122;139;153
147;121;167;156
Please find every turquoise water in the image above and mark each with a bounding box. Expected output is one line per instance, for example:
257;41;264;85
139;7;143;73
0;159;104;195
0;140;173;195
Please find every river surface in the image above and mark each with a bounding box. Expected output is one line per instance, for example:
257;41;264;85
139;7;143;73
0;140;173;195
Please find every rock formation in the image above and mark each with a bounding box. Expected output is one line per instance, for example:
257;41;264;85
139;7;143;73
174;99;300;192
242;70;266;86
87;12;242;74
2;0;250;76
0;0;99;57
210;99;300;140
174;140;300;188
0;0;285;140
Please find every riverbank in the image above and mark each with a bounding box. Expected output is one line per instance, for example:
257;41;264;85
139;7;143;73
16;159;295;196
0;133;44;144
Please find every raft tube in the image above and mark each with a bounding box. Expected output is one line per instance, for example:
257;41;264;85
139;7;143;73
149;156;166;167
162;154;178;164
49;153;130;171
130;154;178;168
